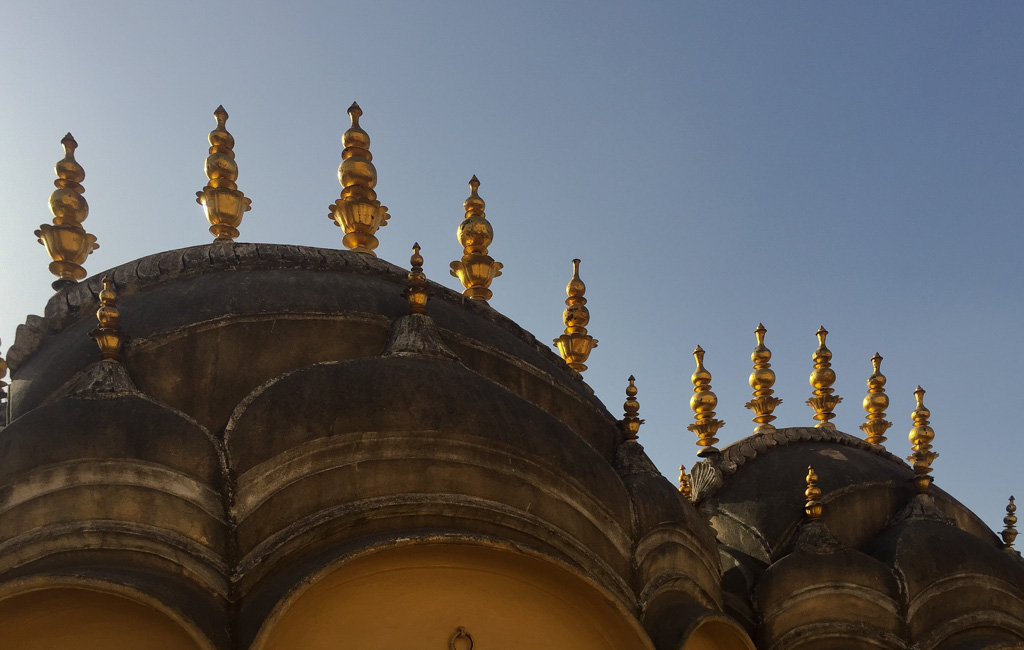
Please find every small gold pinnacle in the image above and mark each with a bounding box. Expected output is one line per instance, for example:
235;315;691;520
450;176;502;300
553;259;597;372
621;375;644;441
744;323;782;433
806;326;843;429
196;105;252;242
404;242;428;314
688;346;724;457
805;465;822;519
860;353;892;446
1002;496;1018;551
328;102;390;255
907;386;938;493
89;277;127;362
36;133;99;290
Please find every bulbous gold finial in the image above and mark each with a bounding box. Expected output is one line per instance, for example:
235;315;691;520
907;386;938;493
805;465;823;519
860;353;892;446
553;258;598;371
0;337;8;403
806;326;843;429
744;323;782;433
196;106;252;242
678;464;692;500
1002;496;1018;551
35;133;99;290
688;346;725;457
89;277;127;362
328;102;390;255
404;242;428;314
450;176;502;300
621;375;644;441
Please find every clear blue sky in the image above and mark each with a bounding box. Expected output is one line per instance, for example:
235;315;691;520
2;2;1022;533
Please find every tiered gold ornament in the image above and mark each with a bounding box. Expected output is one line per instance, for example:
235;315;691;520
907;386;938;493
1002;496;1018;551
553;259;597;371
678;464;692;500
621;375;643;441
404;243;428;315
89;277;127;362
744;323;782;433
449;176;502;300
805;465;823;519
196;106;252;242
806;326;842;429
328;102;390;255
35;133;99;290
0;338;8;402
860;353;892;446
687;346;724;457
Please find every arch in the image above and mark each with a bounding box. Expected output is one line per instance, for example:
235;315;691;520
253;542;654;650
0;580;211;650
682;618;757;650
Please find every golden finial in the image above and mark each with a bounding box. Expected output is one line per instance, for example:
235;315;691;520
806;326;843;429
1002;496;1018;551
805;465;823;519
328;102;390;255
0;337;8;403
35;133;99;290
553;258;598;372
404;242;428;314
860;353;892;446
449;176;502;300
89;277;127;362
678;464;692;500
196;105;252;242
907;386;938;493
744;323;782;434
688;346;725;457
621;375;644;441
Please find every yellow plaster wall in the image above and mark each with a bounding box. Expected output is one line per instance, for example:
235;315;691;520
256;544;655;650
0;587;203;650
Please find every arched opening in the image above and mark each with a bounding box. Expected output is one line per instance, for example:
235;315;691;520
0;586;206;650
683;619;757;650
255;543;654;650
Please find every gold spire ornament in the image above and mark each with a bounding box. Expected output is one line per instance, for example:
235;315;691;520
805;465;823;519
328;102;390;255
89;277;127;362
688;346;725;457
678;464;692;500
404;243;428;315
35;133;99;290
0;338;8;402
907;386;939;493
1002;496;1018;551
449;176;502;300
621;375;644;441
806;326;843;429
196;106;252;242
860;353;892;446
744;323;782;434
553;259;597;372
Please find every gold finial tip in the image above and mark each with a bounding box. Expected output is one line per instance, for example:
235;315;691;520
214;105;228;120
628;374;635;382
694;345;704;353
413;242;420;251
61;132;77;151
817;325;827;334
469;174;480;186
348;101;362;117
756;323;766;332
